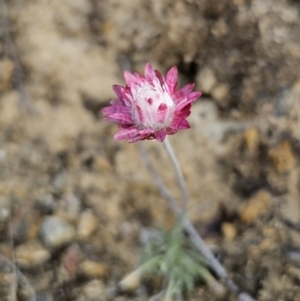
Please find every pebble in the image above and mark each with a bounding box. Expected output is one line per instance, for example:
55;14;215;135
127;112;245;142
0;273;17;301
12;209;40;243
196;67;217;94
16;240;51;268
93;156;112;172
52;171;68;194
211;19;229;37
35;292;53;301
275;89;297;115
39;216;76;249
77;210;98;240
211;83;230;104
79;260;108;279
62;244;82;275
240;190;271;224
118;268;142;292
244;128;260;153
38;194;56;214
221;222;237;240
77;280;107;301
268;140;295;173
57;191;81;223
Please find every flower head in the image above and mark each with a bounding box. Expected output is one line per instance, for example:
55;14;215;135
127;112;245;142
101;63;202;142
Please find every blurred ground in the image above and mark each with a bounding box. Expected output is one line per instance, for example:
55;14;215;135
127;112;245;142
1;0;300;300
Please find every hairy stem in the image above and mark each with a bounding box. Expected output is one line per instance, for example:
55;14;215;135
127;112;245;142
162;136;188;217
138;141;256;301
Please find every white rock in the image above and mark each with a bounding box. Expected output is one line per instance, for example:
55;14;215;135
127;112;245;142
77;210;98;240
196;67;217;93
40;216;76;249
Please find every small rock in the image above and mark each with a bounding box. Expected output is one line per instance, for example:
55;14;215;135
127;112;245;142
244;128;259;153
275;89;297;115
52;171;68;194
196;67;217;93
211;19;228;37
268;140;295;173
62;244;82;275
40;216;76;249
79;260;108;279
0;273;17;301
240;190;272;224
93;156;112;172
12;209;41;243
118;268;142;292
35;292;53;301
189;99;218;124
16;240;51;268
77;210;98;240
57;262;75;284
38;194;56;214
77;280;107;301
211;83;230;103
285;248;300;265
221;222;237;240
57;191;81;223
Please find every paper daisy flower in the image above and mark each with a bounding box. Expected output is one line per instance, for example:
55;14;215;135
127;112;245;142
101;63;202;142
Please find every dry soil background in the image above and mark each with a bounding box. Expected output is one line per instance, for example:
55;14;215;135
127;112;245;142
1;0;300;300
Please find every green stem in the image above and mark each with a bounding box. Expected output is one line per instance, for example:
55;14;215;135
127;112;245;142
164;278;176;301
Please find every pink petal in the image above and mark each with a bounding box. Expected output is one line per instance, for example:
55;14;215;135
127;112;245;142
166;128;177;135
114;128;139;140
175;104;191;118
101;105;131;116
154;70;164;86
139;128;154;135
118;124;133;129
175;91;202;112
144;63;156;82
165;66;178;94
127;135;144;143
112;85;126;99
155;128;167;142
110;99;124;105
157;103;168;123
124;71;136;87
133;72;145;85
104;113;133;124
112;86;130;103
112;85;132;106
169;117;183;130
187;91;202;102
177;119;190;129
173;83;195;101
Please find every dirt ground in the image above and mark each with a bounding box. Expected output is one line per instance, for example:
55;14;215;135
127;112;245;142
1;0;300;300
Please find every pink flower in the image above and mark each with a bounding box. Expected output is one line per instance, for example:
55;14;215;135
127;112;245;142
101;63;202;143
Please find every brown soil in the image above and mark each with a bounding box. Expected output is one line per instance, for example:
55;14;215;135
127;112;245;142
1;0;300;300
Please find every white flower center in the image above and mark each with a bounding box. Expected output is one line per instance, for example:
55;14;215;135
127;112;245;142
130;78;175;130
